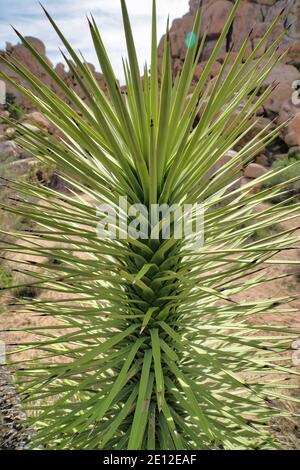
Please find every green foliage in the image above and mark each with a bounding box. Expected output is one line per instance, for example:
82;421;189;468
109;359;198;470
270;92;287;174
0;265;12;290
262;154;300;204
251;223;282;242
0;267;38;300
5;92;24;121
0;155;34;233
0;0;300;450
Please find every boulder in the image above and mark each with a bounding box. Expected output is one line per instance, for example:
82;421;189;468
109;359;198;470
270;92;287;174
252;0;277;7
189;0;215;14
255;154;269;167
263;63;300;88
54;63;66;79
4;128;15;138
231;2;263;52
171;13;195;35
202;1;233;40
157;36;165;58
284;112;300;147
252;0;278;5
9;158;36;174
278;99;300;126
253;116;275;133
292;351;300;367
169;31;186;58
244;163;268;179
287;41;300;63
0;140;21;160
263;83;293;116
204;150;239;180
0;110;9;119
173;58;183;77
194;60;221;81
288;146;300;154
23;37;46;56
26;111;51;130
201;39;227;62
291;338;300;350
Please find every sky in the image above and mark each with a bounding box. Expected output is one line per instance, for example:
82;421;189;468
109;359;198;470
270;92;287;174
0;0;189;81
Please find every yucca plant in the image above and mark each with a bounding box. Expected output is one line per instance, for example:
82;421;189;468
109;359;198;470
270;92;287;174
1;0;300;450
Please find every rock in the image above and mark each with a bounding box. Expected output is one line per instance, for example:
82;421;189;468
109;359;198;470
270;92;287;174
194;60;221;81
0;366;32;450
0;140;21;159
171;13;195;35
288;146;300;154
283;112;300;147
9;158;36;173
287;41;300;63
0;110;9;119
284;131;298;148
292;350;300;367
233;115;275;149
204;150;239;180
252;0;277;5
24;37;46;56
244;163;268;179
231;2;263;52
0;35;107;111
0;0;300;156
54;62;66;79
201;39;227;62
202;1;233;40
169;30;186;59
223;149;239;161
255;154;269;167
173;58;183;77
26;111;51;130
240;177;251;186
291;338;300;350
158;56;163;76
263;63;300;88
263;84;293;117
4;128;15;138
157;36;165;58
254;116;275;133
278;98;300;126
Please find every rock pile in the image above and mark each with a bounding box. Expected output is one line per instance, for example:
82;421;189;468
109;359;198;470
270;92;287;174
159;0;300;156
0;366;32;450
0;37;107;111
1;0;300;183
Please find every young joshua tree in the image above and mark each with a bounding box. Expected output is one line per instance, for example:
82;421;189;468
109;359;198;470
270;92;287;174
1;0;300;449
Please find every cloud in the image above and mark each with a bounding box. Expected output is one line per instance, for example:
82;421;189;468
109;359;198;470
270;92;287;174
0;0;189;81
